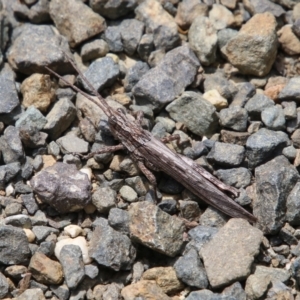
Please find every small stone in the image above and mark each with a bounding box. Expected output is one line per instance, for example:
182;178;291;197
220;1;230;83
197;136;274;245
188;16;217;66
59;245;85;289
283;145;297;161
231;82;256;107
56;135;89;155
201;218;263;288
32;226;59;242
0;75;19;114
124;61;149;92
254;265;290;283
202;89;228;110
108;208;130;235
207;141;245;167
5;214;31;229
4;201;22;216
92;186;116;213
0;272;9;298
244;0;285;17
245;273;271;300
137;34;154;61
215;167;252;189
120;185;138;203
55;236;91;265
174;248;208;289
125;176;147;196
121;280;170;300
49;0;106;47
81;39;109;62
209;4;235;30
220;130;250;146
282;101;297;119
200;206;229;228
16;288;46;300
89;218;136;271
64;225;82;238
219;106;248;131
178;200;201;222
23;228;36;243
128;202;185;257
278;25;300;55
142;267;184;295
31;162;91;214
245;94;274;119
278;77;300;102
261;106;286;130
50;284;70;300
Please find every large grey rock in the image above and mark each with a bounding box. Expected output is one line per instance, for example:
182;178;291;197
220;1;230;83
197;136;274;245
246;128;289;168
128;202;185;257
201;218;263;289
49;0;106;47
60;245;85;289
133;45;200;109
174;248;208;289
7;24;73;75
89;218;136;271
78;57;119;93
166;91;218;137
254;156;299;234
0;225;30;265
0;75;19;114
30;162;91;213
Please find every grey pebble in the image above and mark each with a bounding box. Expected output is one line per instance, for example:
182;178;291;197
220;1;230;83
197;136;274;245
50;284;70;300
261;106;286;130
245;94;274;119
81;39;109;62
124;61;149;92
108;208;130;235
0;75;19;114
215;167;252;189
32;225;59;242
92;186;116;213
219;106;248;132
15;106;47;130
278;77;300;101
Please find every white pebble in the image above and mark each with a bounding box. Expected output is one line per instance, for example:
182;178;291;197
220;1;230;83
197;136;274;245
64;224;83;238
23;228;36;243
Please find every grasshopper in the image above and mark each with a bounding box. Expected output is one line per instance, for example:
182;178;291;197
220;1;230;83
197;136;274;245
45;54;256;223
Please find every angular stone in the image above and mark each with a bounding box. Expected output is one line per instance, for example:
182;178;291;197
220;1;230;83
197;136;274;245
219;106;248;132
278;24;300;55
81;39;109;62
108;208;130;235
261;106;286;131
245;94;274;119
254;156;299;234
0;272;9;299
49;0;106;47
16;106;47;130
128;202;185;257
7;24;72;75
215;167;252;189
30;162;91;213
16;288;46;300
29;252;63;285
56;135;89;154
0;75;19;114
254;265;290;283
166;91;218;137
278;77;300;102
89;218;136;271
209;4;235;31
244;0;285;17
201;218;263;288
220;130;250;146
92;186;116;213
286;182;300;225
59;245;85;289
133;45;200;109
245;273;271;300
0;162;21;189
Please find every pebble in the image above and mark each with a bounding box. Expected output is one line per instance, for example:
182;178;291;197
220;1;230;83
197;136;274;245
64;225;82;238
219;106;248;131
0;75;19;114
261;105;286;130
202;89;228;110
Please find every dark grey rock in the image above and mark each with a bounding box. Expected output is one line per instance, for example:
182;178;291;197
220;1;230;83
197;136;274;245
4;202;22;216
246;128;290;168
7;24;72;75
129;201;185;257
108;208;130;235
32;225;59;242
158;175;184;194
89;218;136;271
44;97;77;140
0;225;30;264
189;16;217;66
254;156;299;234
55;87;76;101
90;0;137;19
30;162;91;214
5;214;31;228
222;282;246;300
103;25;123;52
21;156;34;180
179;200;201;222
286;182;300;225
278;77;300;101
50;284;70;300
133;45;200;109
137;33;154;61
56;135;89;155
230;82;256;107
282;145;297;161
215;168;252;189
279;226;298;245
32;155;43;171
201;219;263;289
207;142;245;167
60;245;85;289
174;248;208;289
120;19;144;55
135;0;180;51
78;57;119;93
0;272;9;299
37;241;55;257
292;242;300;256
235;188;252;206
282;101;297;119
291;258;300;288
204;72;237;101
63;154;82;169
0;75;19;114
261;106;286;130
84;264;99;279
81;39;109;62
30;210;48;226
92;186;116;213
157;199;177;215
185;290;223;300
15;106;47;130
125;176;147;197
166;91;219;137
245;94;274;119
124;61;149;92
219;106;248;132
0;126;25;164
120;185;138;203
186;225;218;253
244;0;285;17
200;206;229;228
0;162;21;189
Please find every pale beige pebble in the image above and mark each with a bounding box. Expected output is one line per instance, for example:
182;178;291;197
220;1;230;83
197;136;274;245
42;155;56;169
293;3;300;20
294;149;300;168
142;267;184;295
278;25;300;55
21;73;56;112
118;53;138;70
111;93;132;106
54;236;92;264
5;184;14;197
209;4;235;30
264;85;286;101
221;0;237;9
106;53;119;63
109;154;125;172
28;252;63;285
79;168;92;181
121;280;171;300
23;228;36;243
16;288;46;300
64;225;83;238
202;89;228;110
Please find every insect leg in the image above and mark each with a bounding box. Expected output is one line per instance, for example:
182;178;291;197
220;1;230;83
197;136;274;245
74;144;125;160
160;134;180;144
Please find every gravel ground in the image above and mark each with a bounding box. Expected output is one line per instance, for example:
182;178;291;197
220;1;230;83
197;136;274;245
1;0;300;299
